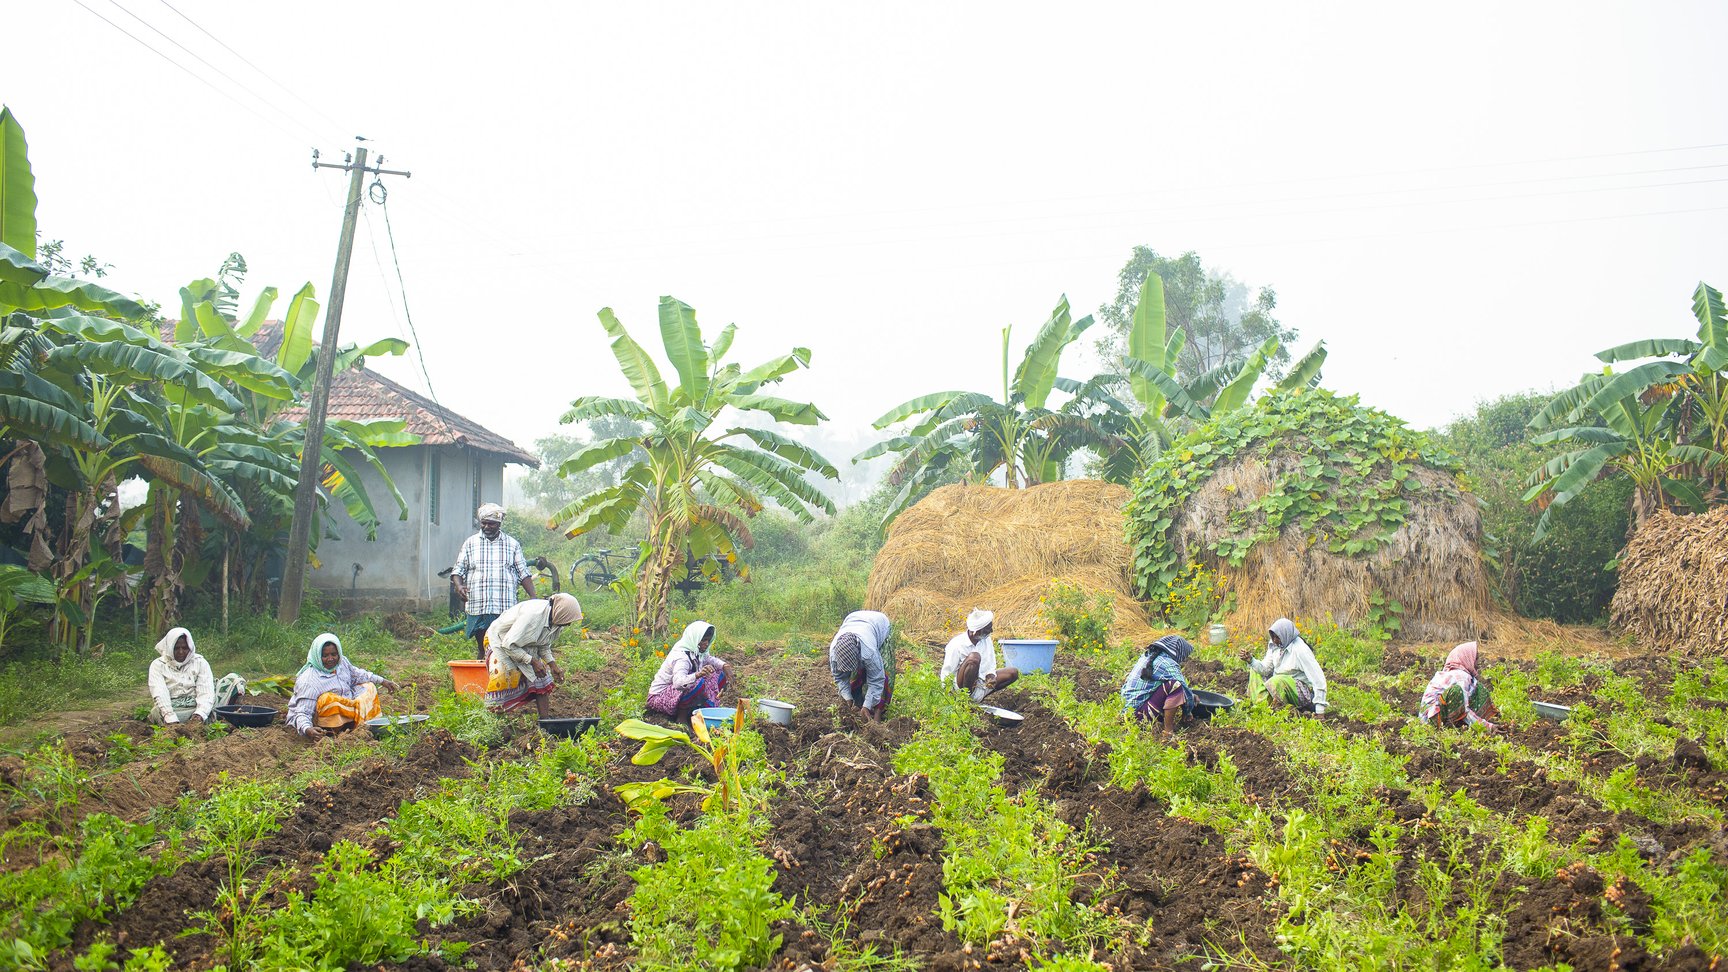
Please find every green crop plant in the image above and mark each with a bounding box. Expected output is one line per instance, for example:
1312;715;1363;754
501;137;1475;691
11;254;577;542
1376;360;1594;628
889;671;1133;957
2;742;87;812
0;814;174;964
255;841;461;971
421;689;504;749
1039;579;1117;655
186;773;300;968
72;941;172;972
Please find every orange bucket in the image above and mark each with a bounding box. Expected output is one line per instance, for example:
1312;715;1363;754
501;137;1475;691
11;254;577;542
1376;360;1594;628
448;659;488;695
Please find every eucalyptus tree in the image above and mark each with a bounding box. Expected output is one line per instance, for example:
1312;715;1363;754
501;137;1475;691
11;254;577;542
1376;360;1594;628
1525;280;1728;537
551;296;837;635
856;296;1108;523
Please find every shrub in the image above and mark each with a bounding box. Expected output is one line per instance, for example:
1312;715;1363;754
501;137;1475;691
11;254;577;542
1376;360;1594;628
1038;581;1114;655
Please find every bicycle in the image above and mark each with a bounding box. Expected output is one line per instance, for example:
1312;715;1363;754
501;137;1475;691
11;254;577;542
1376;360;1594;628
569;547;636;592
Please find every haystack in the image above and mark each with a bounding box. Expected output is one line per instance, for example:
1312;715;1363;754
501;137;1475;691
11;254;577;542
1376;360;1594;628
1610;507;1728;656
866;481;1158;646
1170;455;1493;643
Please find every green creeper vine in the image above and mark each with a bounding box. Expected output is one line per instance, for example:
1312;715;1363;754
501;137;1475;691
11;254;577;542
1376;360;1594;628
1125;389;1466;598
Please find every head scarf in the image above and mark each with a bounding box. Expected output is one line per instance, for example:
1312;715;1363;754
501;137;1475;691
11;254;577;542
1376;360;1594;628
830;633;862;679
1443;642;1479;677
301;633;342;676
966;608;994;635
833;611;891;653
673;620;715;657
477;502;506;523
154;627;197;671
1147;634;1195;664
548;592;582;627
1269;618;1299;650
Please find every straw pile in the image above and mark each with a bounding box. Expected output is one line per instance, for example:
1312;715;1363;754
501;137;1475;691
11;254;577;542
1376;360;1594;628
1610;507;1728;656
1171;455;1493;642
866;481;1158;646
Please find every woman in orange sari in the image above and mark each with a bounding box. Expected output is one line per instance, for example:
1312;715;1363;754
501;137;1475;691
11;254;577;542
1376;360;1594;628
286;633;400;738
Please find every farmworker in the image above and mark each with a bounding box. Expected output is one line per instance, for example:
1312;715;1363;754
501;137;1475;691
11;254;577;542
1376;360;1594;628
829;610;894;722
1246;617;1328;716
1121;634;1196;742
286;633;401;738
146;627;246;725
450;503;535;660
484;592;581;717
1419;641;1498;731
939;608;1019;702
645;620;732;719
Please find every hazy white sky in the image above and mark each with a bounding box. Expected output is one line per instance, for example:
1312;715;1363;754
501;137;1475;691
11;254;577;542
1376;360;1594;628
9;2;1728;499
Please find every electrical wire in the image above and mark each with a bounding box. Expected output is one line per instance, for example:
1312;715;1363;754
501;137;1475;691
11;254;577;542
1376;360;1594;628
152;0;352;139
374;182;441;407
67;0;315;148
103;0;331;145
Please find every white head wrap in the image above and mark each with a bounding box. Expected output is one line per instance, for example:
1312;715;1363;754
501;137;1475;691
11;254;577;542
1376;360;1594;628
966;609;994;634
154;627;196;671
477;503;506;523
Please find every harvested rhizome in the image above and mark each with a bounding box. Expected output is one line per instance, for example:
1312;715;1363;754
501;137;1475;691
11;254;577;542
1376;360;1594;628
1169;455;1494;643
1611;506;1728;657
865;480;1159;645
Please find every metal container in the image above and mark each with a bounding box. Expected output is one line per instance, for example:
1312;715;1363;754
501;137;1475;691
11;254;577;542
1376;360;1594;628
1208;623;1228;645
364;713;430;738
1532;701;1572;723
1190;689;1236;719
978;704;1024;726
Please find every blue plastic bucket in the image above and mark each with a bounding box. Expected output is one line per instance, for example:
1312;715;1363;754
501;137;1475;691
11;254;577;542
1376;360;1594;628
696;706;737;731
999;639;1058;674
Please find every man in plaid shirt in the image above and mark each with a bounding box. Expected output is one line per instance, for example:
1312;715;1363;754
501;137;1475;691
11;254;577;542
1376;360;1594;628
451;503;535;658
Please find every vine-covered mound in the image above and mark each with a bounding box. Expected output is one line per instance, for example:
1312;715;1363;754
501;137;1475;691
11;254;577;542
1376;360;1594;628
866;481;1159;646
1611;507;1728;657
1126;390;1492;642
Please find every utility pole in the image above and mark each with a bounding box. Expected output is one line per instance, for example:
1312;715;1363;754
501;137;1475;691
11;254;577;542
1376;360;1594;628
277;145;411;624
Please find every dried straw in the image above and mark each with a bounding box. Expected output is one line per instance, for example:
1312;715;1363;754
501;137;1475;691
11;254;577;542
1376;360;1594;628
1171;456;1494;643
865;481;1159;646
1610;506;1728;657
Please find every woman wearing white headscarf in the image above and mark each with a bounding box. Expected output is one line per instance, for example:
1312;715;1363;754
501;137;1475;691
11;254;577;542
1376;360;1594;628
146;627;246;725
830;610;894;721
1247;618;1328;715
646;620;731;719
940;608;1019;702
484;592;581;717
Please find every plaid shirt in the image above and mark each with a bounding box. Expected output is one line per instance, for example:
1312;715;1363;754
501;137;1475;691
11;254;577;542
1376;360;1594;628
451;531;530;616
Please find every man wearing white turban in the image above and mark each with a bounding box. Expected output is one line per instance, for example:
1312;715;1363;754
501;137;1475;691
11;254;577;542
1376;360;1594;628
451;503;535;659
940;609;1019;702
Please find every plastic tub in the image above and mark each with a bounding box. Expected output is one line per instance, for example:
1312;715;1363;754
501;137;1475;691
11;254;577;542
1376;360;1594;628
755;699;795;726
999;639;1057;674
1208;623;1228;645
448;659;487;695
539;717;600;738
1190;689;1236;719
213;704;278;728
696;706;737;731
364;714;430;739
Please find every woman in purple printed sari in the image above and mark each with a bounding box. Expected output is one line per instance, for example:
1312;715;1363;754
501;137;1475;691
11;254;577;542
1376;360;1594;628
646;621;731;719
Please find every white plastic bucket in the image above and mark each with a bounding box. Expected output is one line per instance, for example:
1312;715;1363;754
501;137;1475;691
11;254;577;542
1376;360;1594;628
999;639;1057;674
1208;623;1228;645
755;698;795;725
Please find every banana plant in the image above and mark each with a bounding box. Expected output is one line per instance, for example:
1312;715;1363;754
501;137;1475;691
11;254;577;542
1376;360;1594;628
1527;280;1728;537
551;296;837;635
613;708;752;815
1074;273;1328;484
856;295;1104;523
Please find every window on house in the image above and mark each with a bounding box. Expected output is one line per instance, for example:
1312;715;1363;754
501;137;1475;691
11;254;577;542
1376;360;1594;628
429;452;441;525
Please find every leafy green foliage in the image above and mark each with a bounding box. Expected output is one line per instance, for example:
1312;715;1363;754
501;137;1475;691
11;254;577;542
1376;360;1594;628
255;841;453;971
1126;389;1464;596
1037;580;1115;655
0;814;173;962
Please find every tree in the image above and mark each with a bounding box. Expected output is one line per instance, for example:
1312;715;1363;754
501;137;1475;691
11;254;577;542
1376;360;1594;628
1074;273;1326;483
550;296;837;635
856;295;1110;523
1525;281;1728;538
1096;247;1298;383
519;415;647;514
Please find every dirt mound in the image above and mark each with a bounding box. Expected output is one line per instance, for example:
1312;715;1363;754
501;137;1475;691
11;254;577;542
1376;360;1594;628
1611;506;1728;657
866;481;1157;646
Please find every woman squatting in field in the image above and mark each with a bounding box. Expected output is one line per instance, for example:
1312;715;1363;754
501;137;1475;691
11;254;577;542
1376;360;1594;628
829;610;894;722
146;627;246;726
646;620;733;719
1419;641;1498;732
286;633;401;738
1121;634;1196;742
1246;617;1328;716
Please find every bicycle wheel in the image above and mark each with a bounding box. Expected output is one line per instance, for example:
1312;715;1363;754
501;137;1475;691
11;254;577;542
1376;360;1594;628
572;555;615;592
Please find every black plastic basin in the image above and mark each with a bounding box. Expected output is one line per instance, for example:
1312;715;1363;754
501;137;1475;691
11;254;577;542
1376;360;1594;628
538;717;600;738
214;705;278;728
